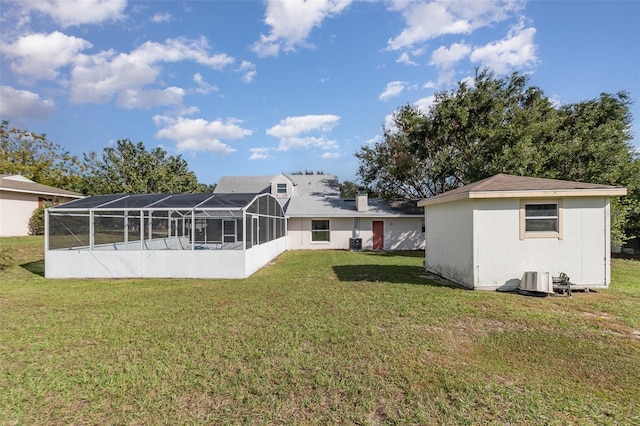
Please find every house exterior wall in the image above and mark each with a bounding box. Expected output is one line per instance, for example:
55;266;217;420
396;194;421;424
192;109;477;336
287;217;424;250
0;191;39;236
473;197;610;290
1;190;80;237
287;217;354;250
424;199;475;288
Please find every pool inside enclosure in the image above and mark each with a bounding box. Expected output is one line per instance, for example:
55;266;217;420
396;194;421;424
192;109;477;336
45;193;287;279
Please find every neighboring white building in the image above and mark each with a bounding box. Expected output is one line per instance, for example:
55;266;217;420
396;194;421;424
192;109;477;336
417;174;627;291
0;174;83;237
215;173;424;251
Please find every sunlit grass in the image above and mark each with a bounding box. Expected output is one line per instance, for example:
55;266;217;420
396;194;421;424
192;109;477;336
1;237;639;424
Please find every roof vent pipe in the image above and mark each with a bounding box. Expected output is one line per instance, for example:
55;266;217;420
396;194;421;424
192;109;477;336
356;193;368;212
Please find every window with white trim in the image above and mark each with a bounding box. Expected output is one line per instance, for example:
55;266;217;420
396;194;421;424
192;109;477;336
311;219;330;242
276;183;287;194
520;200;562;239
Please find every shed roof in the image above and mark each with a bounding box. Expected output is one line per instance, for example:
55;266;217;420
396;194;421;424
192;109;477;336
418;174;627;207
0;174;84;198
50;192;261;210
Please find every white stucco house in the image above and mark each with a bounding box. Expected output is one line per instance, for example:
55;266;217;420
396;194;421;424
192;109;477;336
0;174;84;237
215;173;425;251
43;173;423;280
417;174;627;291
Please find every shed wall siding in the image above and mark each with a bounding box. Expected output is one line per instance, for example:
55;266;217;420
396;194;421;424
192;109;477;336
425;200;474;288
474;197;610;289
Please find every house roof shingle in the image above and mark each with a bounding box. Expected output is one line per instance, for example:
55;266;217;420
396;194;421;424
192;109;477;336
418;174;627;207
0;174;84;198
215;173;421;217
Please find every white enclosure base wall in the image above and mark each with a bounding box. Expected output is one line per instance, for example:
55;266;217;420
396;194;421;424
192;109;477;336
244;237;287;276
45;236;286;279
46;249;246;279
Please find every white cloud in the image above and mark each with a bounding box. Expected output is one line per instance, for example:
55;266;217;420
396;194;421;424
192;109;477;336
548;95;563;109
470;26;537;73
249;147;273;160
69;37;234;106
364;134;383;145
415;95;435;113
321;152;341;159
266;114;341;151
460;75;475;87
276;136;338;151
1;31;92;82
154;116;253;153
267;114;340;138
384;113;396;132
125;37;234;69
22;0;127;27
251;0;352;57
151;12;172;23
193;73;219;94
238;61;257;83
430;42;471;69
0;86;55;121
396;52;417;65
117;87;184;109
387;0;524;51
379;81;407;101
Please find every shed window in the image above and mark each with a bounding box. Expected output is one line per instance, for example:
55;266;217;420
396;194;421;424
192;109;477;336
520;200;562;239
311;220;330;242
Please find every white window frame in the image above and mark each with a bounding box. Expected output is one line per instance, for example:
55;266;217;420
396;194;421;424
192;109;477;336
311;219;330;243
519;199;563;240
276;183;287;194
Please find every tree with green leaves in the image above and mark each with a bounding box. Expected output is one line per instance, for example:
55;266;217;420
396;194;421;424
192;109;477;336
81;139;202;195
339;180;365;198
1;120;85;192
356;69;639;242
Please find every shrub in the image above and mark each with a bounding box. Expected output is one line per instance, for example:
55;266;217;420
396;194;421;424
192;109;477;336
29;202;52;235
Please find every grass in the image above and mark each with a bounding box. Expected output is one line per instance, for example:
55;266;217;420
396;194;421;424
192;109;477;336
1;236;639;424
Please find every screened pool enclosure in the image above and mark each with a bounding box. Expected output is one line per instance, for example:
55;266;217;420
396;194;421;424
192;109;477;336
45;193;287;279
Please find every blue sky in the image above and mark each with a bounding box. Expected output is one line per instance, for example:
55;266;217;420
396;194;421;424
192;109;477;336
1;0;639;186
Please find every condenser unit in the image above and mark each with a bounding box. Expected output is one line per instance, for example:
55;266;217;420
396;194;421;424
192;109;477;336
520;271;554;294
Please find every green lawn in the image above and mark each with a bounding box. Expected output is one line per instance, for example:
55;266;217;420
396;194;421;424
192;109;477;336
1;236;639;424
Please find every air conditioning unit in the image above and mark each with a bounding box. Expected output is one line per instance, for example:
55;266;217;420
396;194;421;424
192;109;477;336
520;271;554;293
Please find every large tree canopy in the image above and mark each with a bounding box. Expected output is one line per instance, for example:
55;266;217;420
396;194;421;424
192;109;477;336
0;121;85;192
356;69;639;241
81;139;202;195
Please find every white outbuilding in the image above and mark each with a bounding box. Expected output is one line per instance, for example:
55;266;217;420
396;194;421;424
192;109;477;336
417;174;627;291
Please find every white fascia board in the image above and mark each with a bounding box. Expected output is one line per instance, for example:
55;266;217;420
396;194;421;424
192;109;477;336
418;187;627;207
287;213;422;218
0;187;84;198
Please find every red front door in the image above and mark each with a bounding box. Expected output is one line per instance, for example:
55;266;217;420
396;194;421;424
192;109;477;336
373;221;384;250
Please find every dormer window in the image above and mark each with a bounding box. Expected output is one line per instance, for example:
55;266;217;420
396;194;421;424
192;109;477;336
276;183;287;194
